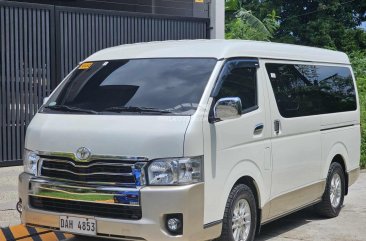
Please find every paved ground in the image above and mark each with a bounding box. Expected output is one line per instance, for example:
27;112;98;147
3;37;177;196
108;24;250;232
0;166;22;227
258;171;366;241
1;166;365;241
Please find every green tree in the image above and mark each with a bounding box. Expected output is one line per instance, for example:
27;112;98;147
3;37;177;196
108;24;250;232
225;0;279;41
266;0;366;52
350;51;366;168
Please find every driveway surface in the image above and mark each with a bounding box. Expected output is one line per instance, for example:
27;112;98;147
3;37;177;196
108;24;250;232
257;171;366;241
1;167;365;241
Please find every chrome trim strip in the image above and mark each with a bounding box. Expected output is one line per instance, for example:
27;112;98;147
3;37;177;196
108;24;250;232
41;167;134;177
37;176;135;187
29;178;140;206
203;220;222;229
30;178;139;191
41;158;136;168
37;151;148;163
320;124;355;131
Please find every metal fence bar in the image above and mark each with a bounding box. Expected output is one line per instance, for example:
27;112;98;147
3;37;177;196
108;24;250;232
0;3;53;165
56;5;209;80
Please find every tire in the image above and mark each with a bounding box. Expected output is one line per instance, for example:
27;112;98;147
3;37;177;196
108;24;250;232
215;184;257;241
315;162;345;218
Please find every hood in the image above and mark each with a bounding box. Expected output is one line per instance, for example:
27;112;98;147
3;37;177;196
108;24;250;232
25;113;191;160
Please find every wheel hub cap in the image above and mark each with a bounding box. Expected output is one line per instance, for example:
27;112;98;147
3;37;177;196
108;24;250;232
232;199;251;241
330;173;342;208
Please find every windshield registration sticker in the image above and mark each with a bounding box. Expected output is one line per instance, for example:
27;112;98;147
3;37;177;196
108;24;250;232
79;62;93;70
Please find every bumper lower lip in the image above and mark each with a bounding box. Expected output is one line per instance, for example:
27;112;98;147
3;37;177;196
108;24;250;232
19;173;221;241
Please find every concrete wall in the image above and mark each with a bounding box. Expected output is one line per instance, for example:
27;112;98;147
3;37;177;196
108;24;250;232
210;0;225;39
193;0;225;39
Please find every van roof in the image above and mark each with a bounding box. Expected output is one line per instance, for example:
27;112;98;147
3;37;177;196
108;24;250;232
85;39;350;65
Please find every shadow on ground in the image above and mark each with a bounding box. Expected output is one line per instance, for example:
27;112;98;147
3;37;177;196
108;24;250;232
256;207;324;241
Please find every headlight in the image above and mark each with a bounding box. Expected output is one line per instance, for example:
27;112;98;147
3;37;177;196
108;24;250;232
147;156;203;185
24;149;40;175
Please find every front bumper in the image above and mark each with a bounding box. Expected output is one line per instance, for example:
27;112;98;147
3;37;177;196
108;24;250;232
19;173;221;241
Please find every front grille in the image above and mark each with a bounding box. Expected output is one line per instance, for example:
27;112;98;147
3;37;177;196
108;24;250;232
39;156;145;186
30;196;142;220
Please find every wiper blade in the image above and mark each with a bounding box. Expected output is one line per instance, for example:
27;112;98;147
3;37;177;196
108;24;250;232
103;106;172;114
44;105;98;114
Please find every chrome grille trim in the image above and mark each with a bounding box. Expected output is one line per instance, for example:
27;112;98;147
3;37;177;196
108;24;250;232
38;152;148;186
41;158;135;168
36;176;135;187
37;151;148;162
41;166;135;176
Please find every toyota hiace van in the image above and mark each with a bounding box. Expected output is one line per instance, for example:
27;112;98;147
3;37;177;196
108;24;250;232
19;40;361;241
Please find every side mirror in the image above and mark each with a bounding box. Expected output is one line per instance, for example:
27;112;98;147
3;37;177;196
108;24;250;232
43;97;50;105
213;97;242;122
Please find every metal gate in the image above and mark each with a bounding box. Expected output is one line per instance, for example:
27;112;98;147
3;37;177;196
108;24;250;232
0;1;210;166
55;6;209;80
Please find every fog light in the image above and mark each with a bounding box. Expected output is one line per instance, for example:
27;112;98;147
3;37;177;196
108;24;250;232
165;214;183;235
167;218;181;231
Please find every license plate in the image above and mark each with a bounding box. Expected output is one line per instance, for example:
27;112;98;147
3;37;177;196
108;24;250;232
60;216;97;235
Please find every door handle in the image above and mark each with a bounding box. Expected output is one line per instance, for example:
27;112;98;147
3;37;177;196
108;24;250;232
254;123;264;135
274;120;280;135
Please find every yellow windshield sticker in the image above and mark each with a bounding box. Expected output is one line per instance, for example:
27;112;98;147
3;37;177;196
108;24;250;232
195;0;204;2
79;62;93;70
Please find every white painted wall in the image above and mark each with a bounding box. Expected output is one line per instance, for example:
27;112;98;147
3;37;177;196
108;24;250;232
210;0;225;39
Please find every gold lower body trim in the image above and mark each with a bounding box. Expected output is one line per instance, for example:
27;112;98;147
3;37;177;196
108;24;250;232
348;167;360;187
261;180;325;224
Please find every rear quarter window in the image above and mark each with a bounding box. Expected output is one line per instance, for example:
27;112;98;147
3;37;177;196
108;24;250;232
266;63;357;118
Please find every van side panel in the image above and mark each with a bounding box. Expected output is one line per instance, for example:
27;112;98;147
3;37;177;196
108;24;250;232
262;60;360;220
201;62;272;225
262;60;323;215
321;125;361;177
320;66;360;178
201;101;271;225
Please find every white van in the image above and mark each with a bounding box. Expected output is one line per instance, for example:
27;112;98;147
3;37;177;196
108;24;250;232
19;40;360;241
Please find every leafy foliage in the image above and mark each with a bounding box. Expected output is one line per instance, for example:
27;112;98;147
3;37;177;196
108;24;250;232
268;0;366;51
225;0;279;41
350;52;366;168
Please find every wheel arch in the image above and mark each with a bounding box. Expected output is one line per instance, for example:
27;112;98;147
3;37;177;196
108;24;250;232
323;142;349;195
331;154;349;195
234;176;261;211
219;160;267;233
221;160;266;210
233;175;263;234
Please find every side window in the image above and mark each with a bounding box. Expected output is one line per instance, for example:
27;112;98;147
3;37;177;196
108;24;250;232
317;66;357;113
215;61;258;113
266;63;357;118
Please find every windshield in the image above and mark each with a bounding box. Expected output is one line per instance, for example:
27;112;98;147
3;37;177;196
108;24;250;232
41;58;217;115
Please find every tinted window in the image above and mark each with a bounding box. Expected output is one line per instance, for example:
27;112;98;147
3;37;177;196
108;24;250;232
266;64;357;118
42;58;217;115
215;61;258;112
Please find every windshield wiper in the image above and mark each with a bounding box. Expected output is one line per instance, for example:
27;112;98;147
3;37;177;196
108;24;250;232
44;105;98;114
103;106;172;114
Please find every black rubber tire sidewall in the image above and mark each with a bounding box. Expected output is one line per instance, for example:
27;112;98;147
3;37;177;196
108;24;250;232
216;184;257;241
316;162;345;218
